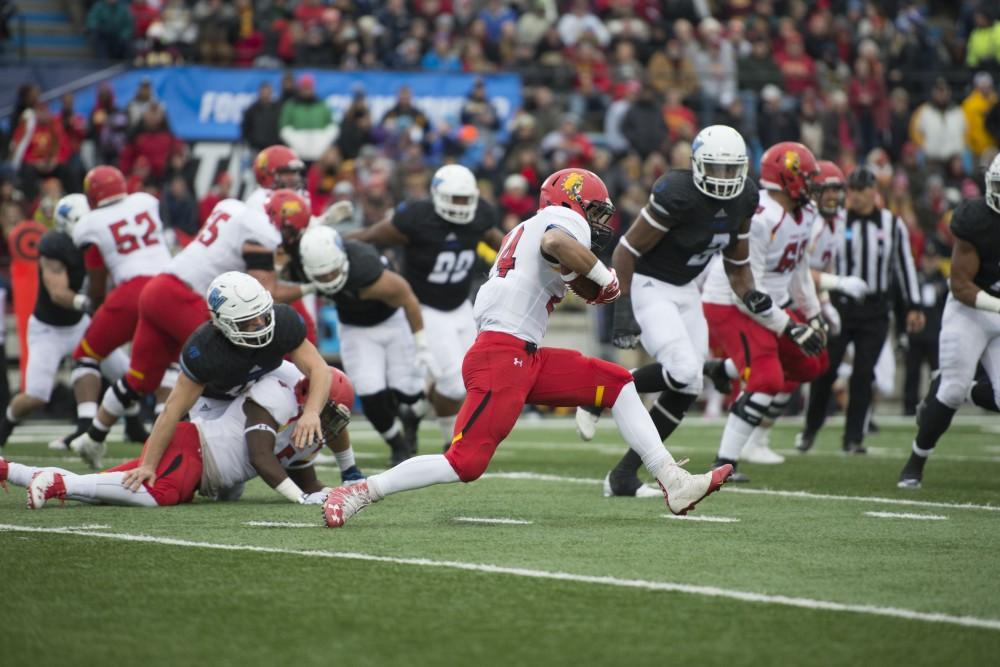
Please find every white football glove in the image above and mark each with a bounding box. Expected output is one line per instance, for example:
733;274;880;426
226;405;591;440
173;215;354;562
413;330;439;379
301;490;331;505
834;275;869;301
321;200;355;226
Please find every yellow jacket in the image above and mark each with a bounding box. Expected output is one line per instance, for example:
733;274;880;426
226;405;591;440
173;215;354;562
967;22;1000;68
962;89;998;156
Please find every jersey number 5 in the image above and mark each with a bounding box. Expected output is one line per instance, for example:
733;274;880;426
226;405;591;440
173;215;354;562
109;212;159;255
428;249;476;284
197;209;232;246
496;226;525;278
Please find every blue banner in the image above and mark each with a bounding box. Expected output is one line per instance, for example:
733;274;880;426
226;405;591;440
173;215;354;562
69;66;523;142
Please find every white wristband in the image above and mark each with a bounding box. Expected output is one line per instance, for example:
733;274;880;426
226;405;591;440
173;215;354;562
413;329;427;348
975;290;1000;314
72;294;90;312
817;273;840;291
560;270;579;282
299;282;318;296
275;477;306;503
585;261;613;288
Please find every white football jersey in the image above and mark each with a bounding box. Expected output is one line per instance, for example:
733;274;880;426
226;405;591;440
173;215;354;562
703;189;820;325
808;208;844;272
195;361;319;498
167;198;281;295
244;186;270;214
473;206;591;345
72;192;171;284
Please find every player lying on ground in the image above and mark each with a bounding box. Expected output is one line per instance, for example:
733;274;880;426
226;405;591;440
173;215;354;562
898;153;1000;489
321;168;732;528
0;364;359;508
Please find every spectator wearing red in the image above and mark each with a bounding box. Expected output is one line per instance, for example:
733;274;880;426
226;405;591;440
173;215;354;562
848;56;889;156
774;33;817;96
662;89;698;143
197;172;232;226
539;114;594;169
306;147;345;215
233;0;264;66
498;173;534;229
9;105;70;202
130;0;160;38
119;104;185;183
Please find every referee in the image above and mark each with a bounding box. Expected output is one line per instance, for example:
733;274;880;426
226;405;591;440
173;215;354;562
797;166;925;453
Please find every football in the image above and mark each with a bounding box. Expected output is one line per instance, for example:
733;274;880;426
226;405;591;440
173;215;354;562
560;266;601;301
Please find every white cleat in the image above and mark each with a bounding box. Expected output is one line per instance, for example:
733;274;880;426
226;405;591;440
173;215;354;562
70;432;105;470
48;437;70;452
575;407;600;441
27;470;67;509
740;428;785;465
323;481;377;528
655;460;731;516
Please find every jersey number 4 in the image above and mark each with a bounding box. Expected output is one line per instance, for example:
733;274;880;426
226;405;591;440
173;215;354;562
110;212;159;255
496;226;525;277
428;249;476;284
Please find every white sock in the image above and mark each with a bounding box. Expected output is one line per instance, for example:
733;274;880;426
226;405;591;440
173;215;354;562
334;448;356;472
5;461;42;487
77;401;97;420
723;358;739;379
63;471;159;507
744;421;773;449
437;414;457;445
718;393;773;461
611;382;672;476
367;454;459;498
5;405;19;423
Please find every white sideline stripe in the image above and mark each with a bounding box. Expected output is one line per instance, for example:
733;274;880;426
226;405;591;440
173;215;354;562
244;521;318;528
454;517;533;525
483;472;1000;512
662;514;739;523
1;523;998;632
864;512;948;521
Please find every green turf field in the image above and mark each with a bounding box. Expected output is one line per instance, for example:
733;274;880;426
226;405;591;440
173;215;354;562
2;417;999;666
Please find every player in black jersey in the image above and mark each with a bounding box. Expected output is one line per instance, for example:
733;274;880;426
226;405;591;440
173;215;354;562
898;154;1000;489
576;125;778;497
0;195;147;452
300;225;431;465
115;271;333;491
347;164;503;453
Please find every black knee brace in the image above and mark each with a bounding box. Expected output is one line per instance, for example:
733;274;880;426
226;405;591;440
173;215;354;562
731;392;770;427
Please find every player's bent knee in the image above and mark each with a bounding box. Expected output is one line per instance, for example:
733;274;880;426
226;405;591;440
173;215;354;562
444;447;489;483
70;358;101;384
936;380;968;410
594;359;636;408
663;363;703;396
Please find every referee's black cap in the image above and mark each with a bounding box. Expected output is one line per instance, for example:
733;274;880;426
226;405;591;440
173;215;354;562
847;166;877;190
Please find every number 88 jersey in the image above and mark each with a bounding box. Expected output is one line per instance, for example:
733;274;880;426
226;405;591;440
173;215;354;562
392;199;499;311
72;192;172;284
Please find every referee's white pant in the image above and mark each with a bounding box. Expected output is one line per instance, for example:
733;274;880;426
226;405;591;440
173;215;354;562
421;301;476;401
631;275;707;396
25;315;129;402
340;309;423;397
936;294;1000;409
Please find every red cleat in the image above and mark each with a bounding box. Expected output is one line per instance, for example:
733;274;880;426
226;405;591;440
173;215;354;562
0;456;8;492
322;481;376;528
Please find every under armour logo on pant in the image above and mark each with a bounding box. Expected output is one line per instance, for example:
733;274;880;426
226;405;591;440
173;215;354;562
513;358;523;367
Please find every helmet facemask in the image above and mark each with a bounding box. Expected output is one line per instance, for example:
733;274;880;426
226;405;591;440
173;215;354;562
584;199;615;252
431;169;479;224
694;156;748;199
987;166;1000;215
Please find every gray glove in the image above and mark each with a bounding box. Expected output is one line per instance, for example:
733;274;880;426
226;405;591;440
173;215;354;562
612;294;642;349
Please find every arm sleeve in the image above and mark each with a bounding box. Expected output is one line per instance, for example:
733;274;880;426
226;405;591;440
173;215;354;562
178;343;211;386
893;217;922;309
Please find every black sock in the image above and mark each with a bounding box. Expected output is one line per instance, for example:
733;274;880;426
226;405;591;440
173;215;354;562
914;395;956;452
969;380;1000;413
631;363;668;393
649;389;696;441
359;390;399;435
901;451;927;477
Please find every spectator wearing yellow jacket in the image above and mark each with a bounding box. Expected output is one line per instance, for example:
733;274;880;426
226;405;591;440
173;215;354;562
966;10;1000;68
962;72;998;158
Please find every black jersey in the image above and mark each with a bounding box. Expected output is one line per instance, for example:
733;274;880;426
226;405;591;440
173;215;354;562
392;199;498;311
951;198;1000;297
634;170;760;286
33;230;87;327
325;240;397;327
180;303;306;400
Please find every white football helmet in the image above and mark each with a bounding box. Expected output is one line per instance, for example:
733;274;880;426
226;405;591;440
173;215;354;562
300;225;349;294
206;271;275;348
691;125;749;200
54;194;90;234
986;153;1000;215
431;164;479;224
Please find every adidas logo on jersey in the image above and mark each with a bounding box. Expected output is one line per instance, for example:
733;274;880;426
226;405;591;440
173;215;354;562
714;209;728;218
445;232;458;242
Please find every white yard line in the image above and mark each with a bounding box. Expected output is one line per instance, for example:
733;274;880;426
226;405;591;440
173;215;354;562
454;517;533;525
244;521;318;528
1;522;998;632
864;512;948;521
662;515;739;523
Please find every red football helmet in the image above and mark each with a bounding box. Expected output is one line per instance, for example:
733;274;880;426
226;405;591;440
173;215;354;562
759;142;819;205
539;168;615;251
296;366;355;440
253;145;304;189
264;189;311;249
83;165;127;209
813;160;846;218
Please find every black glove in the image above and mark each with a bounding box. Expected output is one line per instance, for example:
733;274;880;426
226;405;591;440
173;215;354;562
785;321;825;356
807;314;829;346
612;294;642;350
742;289;773;315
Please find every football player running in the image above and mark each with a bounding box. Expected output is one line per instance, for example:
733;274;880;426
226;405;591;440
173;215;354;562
0;195;143;451
575;125;771;497
701;142;829;483
898;154;1000;488
322;168;732;528
299;225;430;466
1;365;358;508
73;188;317;456
348;164;504;454
112;271;340;492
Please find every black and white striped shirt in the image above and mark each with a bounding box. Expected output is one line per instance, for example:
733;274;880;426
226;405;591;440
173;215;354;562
836;208;921;314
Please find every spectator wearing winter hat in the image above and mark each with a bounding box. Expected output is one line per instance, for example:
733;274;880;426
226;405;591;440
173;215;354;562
279;74;338;162
119;103;185;183
498;173;535;230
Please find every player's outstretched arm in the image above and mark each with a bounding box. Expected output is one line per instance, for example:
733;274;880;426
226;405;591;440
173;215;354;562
40;257;89;312
482;227;505;251
345;217;409;246
360;270;425;334
288;340;332;450
122;373;205;491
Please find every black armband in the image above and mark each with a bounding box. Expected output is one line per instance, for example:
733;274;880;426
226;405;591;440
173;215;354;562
242;250;275;271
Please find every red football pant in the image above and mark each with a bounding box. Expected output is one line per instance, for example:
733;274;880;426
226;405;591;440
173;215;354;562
125;274;209;394
444;332;633;482
703;303;828;395
105;422;203;505
73;276;153;362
